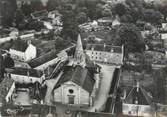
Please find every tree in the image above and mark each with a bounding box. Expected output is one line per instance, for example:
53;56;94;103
14;9;25;28
76;12;88;24
0;0;17;26
0;50;4;79
4;54;14;68
102;8;112;17
113;3;127;17
61;10;79;41
21;3;33;16
30;0;45;11
47;0;62;11
114;23;145;53
143;9;163;25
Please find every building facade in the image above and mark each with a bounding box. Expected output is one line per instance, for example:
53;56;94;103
6;67;45;84
85;44;124;65
53;34;100;106
9;40;37;62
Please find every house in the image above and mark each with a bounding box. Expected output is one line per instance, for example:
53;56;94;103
161;22;167;31
53;34;100;106
85;44;124;65
48;10;62;26
6;67;45;84
0;78;15;108
79;21;100;32
28;50;68;70
97;17;112;26
112;15;121;27
122;82;154;117
9;39;37;62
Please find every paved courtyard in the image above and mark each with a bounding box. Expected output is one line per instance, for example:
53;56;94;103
88;64;116;112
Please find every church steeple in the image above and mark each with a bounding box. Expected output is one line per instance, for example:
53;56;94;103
73;34;85;67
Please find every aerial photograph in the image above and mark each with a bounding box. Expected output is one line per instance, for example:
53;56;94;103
0;0;167;116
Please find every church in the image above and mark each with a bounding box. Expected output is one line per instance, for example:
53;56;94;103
53;34;100;107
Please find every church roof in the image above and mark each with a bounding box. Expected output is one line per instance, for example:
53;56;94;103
124;84;152;105
54;66;95;93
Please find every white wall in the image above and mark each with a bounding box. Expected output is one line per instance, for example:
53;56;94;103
5;82;15;102
10;49;26;61
54;81;90;106
11;74;43;84
161;33;167;40
25;44;37;61
123;103;152;116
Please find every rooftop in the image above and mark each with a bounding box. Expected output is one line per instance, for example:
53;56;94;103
54;65;95;93
0;39;29;52
86;44;123;53
28;50;58;68
7;67;43;78
124;84;152;105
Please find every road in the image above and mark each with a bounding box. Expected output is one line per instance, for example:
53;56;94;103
44;71;63;105
88;64;116;112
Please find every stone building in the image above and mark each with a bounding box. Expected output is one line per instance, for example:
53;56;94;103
53;34;100;106
9;39;37;62
85;44;124;66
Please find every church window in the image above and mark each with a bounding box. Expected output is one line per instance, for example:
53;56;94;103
69;89;74;94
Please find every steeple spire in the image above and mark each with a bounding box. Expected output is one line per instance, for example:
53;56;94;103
73;34;85;67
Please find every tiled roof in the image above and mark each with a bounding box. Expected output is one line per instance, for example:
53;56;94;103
28;50;58;68
86;44;122;53
0;78;14;103
31;10;48;19
0;39;29;52
10;39;28;52
124;86;152;105
55;66;95;93
81;31;109;40
8;67;43;78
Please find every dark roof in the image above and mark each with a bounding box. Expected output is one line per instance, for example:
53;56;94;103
8;67;43;78
73;111;116;117
55;66;95;93
81;31;109;40
124;86;152;105
0;78;14;103
31;10;48;19
86;44;122;53
28;50;58;68
0;39;29;52
10;39;28;52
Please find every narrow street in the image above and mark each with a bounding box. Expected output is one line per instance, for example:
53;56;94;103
88;64;116;112
44;71;63;105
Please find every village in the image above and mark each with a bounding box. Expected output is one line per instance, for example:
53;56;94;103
0;0;167;117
